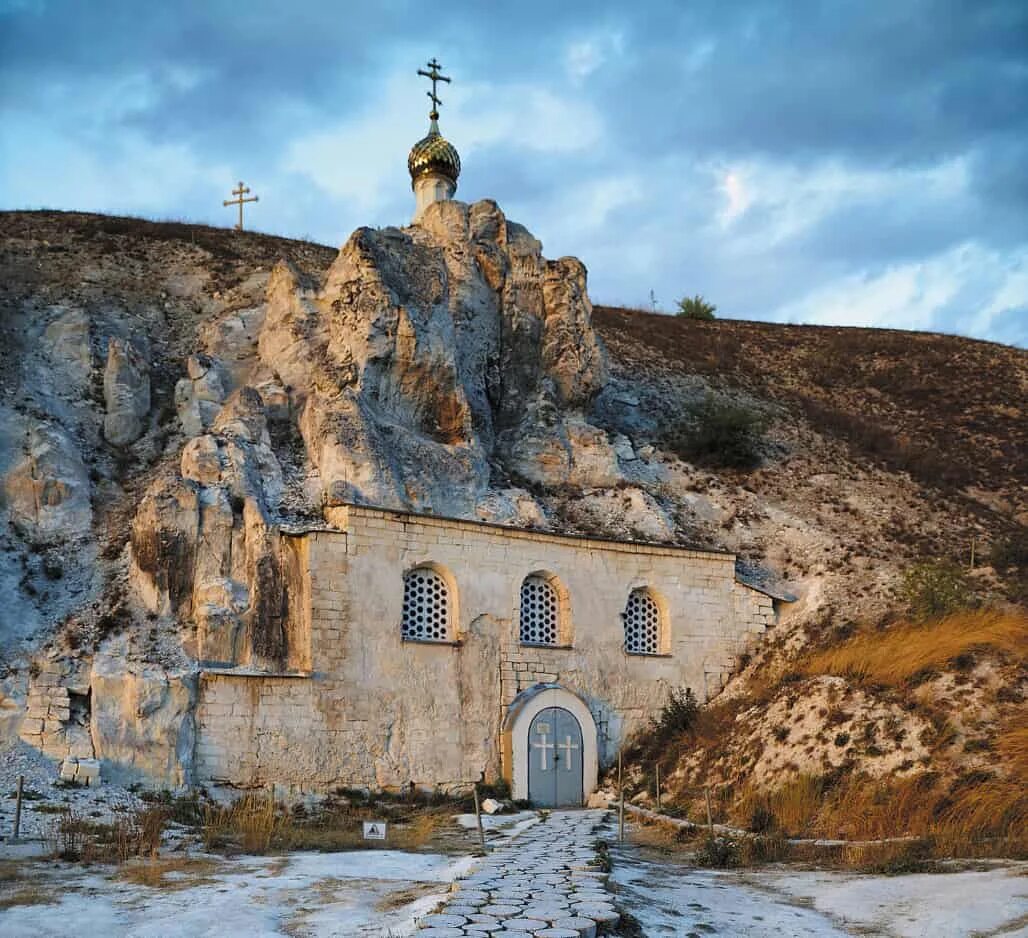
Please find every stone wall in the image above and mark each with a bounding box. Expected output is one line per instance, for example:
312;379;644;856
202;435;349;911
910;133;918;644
194;505;776;793
19;657;94;762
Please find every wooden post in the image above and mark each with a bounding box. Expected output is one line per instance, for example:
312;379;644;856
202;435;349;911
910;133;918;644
970;538;976;571
655;763;661;814
13;775;23;841
618;751;625;843
704;786;714;836
472;784;486;852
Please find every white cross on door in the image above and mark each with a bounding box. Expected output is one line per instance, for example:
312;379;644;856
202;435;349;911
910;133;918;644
532;732;555;771
558;734;579;770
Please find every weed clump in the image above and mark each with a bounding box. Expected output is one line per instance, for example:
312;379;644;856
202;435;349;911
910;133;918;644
46;806;167;862
629;687;700;765
694;834;740;868
899;560;976;620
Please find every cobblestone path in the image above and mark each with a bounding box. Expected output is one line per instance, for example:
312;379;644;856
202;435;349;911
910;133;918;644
416;809;621;937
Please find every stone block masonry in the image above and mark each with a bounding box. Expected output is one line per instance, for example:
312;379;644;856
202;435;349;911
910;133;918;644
19;659;95;763
59;757;102;786
194;504;779;793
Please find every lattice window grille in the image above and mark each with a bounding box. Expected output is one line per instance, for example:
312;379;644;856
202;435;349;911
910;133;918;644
401;568;450;641
520;576;560;645
623;589;661;654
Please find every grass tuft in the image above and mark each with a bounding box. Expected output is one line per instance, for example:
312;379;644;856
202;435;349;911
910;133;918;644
800;609;1026;687
115;857;220;889
0;886;56;910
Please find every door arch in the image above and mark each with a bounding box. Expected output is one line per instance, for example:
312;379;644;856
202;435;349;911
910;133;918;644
502;684;599;805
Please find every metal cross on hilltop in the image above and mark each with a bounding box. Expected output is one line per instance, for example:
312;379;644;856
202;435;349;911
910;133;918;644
223;181;259;231
417;57;451;120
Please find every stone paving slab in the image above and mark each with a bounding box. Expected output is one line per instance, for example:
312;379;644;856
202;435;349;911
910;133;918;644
416;810;619;937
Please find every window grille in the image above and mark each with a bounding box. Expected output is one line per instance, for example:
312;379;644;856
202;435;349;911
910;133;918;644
623;589;661;654
520;576;560;645
401;568;451;641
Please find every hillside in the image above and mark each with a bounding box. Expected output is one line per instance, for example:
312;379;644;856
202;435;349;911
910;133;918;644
591;313;1026;854
0;210;1024;843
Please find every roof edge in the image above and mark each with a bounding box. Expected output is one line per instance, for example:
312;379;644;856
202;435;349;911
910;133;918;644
281;501;734;559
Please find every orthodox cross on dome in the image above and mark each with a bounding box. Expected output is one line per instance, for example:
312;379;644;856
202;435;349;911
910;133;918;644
417;57;451;121
223;181;258;231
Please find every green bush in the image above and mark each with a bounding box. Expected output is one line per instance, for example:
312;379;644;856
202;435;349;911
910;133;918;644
676;295;717;320
898;560;976;620
654;687;699;740
665;395;768;469
627;686;700;764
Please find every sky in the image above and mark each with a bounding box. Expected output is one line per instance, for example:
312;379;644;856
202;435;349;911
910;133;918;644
1;0;1026;347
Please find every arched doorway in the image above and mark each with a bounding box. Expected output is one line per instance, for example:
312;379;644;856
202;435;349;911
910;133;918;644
528;707;583;807
502;684;599;806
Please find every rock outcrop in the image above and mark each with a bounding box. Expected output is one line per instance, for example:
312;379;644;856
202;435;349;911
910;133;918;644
4;418;92;545
103;337;150;445
258;199;610;517
90;650;196;787
124;199;617;677
130;386;289;671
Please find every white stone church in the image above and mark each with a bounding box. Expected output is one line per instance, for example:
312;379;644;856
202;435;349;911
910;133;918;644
189;64;781;807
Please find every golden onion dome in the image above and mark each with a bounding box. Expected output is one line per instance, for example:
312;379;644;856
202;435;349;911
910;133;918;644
407;118;461;189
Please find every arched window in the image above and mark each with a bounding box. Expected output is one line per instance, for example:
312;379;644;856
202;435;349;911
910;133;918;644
520;575;561;645
401;567;452;641
623;588;663;655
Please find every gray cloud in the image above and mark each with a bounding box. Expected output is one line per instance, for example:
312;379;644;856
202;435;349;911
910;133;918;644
1;0;1026;346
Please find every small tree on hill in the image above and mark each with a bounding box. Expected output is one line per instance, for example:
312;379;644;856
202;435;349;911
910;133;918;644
676;295;717;320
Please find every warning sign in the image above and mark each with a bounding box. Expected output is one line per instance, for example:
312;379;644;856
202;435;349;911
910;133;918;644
362;821;387;840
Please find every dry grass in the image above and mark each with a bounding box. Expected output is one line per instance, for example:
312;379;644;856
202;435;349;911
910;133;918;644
995;724;1028;778
734;775;824;837
800;609;1026;687
115;856;221;890
202;793;286;854
201;793;448;855
728;769;1027;857
0;886;56;910
0;859;26;884
815;774;939;841
46;805;168;863
278;810;444;852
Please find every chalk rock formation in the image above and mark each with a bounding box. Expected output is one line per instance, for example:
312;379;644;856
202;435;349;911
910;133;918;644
175;354;231;437
4;418;92;545
103;337;150;445
122;199;617;678
90;650;196;787
259;198;610;515
44;306;93;389
130;386;290;670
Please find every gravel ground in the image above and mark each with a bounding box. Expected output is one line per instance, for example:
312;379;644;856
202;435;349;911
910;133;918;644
0;739;144;842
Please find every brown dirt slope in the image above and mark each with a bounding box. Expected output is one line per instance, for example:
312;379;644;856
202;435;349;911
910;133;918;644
594;305;1027;507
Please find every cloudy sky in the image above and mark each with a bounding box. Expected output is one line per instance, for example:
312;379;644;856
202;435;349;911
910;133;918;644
2;1;1026;346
